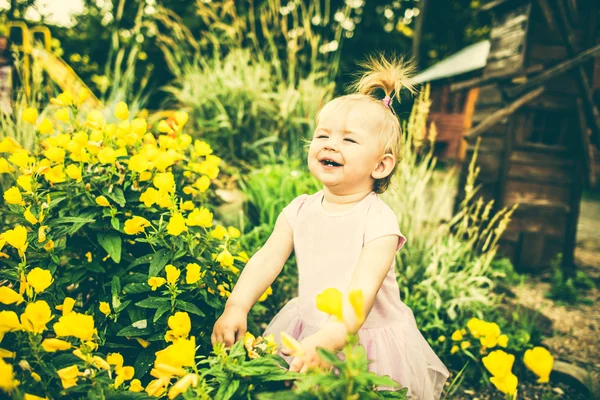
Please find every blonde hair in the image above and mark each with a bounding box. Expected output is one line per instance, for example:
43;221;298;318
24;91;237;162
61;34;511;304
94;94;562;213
315;55;415;194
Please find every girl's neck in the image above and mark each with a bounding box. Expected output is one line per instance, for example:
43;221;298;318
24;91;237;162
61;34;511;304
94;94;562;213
321;187;373;211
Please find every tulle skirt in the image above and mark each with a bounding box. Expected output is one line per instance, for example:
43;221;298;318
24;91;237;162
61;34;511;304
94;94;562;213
263;297;449;400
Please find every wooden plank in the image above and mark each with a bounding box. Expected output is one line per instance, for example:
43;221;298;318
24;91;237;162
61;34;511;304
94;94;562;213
465;87;545;142
450;65;543;92
517;231;545;269
535;0;558;32
505;43;600;98
507;163;574;185
488;31;527;61
528;93;576;109
527;44;568;64
472;105;503;124
576;98;596;186
510;149;574;167
504;180;571;209
497;112;515;207
485;54;526;77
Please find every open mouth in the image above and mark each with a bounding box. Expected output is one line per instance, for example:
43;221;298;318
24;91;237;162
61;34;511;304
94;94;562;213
320;158;342;167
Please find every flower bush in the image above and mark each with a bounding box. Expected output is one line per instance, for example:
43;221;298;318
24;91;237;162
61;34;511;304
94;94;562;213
0;92;272;398
437;316;555;399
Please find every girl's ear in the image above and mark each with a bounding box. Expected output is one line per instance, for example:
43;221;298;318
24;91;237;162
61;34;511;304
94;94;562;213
371;154;396;180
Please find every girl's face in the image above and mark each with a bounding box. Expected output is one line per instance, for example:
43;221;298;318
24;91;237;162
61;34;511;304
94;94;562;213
308;101;390;195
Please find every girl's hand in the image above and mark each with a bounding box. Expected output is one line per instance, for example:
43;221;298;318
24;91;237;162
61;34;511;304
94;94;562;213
211;305;247;347
282;331;339;373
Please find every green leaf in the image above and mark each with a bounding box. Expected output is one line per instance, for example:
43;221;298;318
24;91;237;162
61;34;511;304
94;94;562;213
133;350;154;379
136;297;169;309
123;283;151;294
176;300;205;317
217;379;240;400
111;217;121;231
84;263;106;273
98;232;122;264
153;302;171;323
111;276;121;309
316;348;344;367
105;187;126;207
116;320;153;336
114;300;132;314
50;215;96;225
149;249;171;277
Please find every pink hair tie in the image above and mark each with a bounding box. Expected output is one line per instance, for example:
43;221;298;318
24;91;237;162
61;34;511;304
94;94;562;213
382;95;392;108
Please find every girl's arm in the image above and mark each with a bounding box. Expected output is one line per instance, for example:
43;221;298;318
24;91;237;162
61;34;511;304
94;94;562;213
287;235;398;372
224;212;294;314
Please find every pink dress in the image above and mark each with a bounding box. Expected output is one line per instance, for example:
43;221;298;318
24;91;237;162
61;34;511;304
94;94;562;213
263;190;449;399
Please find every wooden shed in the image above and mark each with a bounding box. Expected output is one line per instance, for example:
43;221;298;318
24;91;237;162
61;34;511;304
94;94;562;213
416;0;600;272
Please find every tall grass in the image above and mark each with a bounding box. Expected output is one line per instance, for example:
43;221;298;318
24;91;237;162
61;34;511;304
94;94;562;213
156;0;360;163
385;85;517;333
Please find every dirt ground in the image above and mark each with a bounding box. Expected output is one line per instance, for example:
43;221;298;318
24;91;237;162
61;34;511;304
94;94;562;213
508;194;600;395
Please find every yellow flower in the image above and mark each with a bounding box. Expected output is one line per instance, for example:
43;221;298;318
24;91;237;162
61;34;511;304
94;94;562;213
258;286;272;302
55;297;76;316
17;175;32;192
480;334;498;349
44;146;66;163
167;312;191;339
55;108;70;123
43;240;54;251
26;267;54;293
65;164;82;182
461;341;471;350
524;347;553;383
115;102;129;120
165;264;181;285
0;287;24;305
76;88;90;106
92;356;110;371
38;226;47;244
30;372;41;382
107;353;124;369
86;110;105;130
37;118;53;134
85;252;92;262
57;365;79;389
185;263;202;284
167;213;187;236
180;200;194;211
53;312;95;341
22;107;38;124
157;120;171;133
154;336;196;369
114;365;135;388
490;373;518;396
482;350;515;378
348;289;365;327
498;334;509;348
0;358;19;393
128;154;150;173
24;393;47;400
227;226;241;239
129;379;143;392
0;157;14;173
24;207;38;224
95;195;110;207
451;330;463;341
153;172;175;192
99;302;111;316
131;118;147;136
316;288;343;322
0;310;22;336
145;377;169;397
124;216;151;235
438;336;446;342
41;338;72;352
168;373;198;400
186;207;213;228
51;91;73;107
450;345;459;354
139;187;159;207
9;150;30;167
194;140;212;156
4;186;24;205
3;225;28;256
21;300;52;334
210;225;227;240
193;176;211;192
216;249;234;268
97;147;116;164
148;277;166;291
174;111;188;127
280;332;304;357
44;165;66;184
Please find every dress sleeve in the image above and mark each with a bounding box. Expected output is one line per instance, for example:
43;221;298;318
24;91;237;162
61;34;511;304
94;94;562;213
364;201;407;252
282;194;308;230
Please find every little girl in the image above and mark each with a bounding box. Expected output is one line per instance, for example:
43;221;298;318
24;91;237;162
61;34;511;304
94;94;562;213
212;56;449;399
